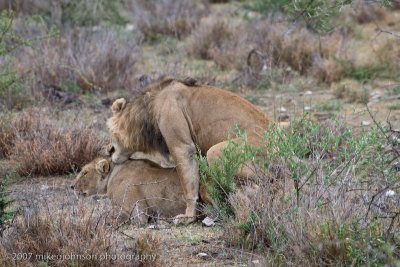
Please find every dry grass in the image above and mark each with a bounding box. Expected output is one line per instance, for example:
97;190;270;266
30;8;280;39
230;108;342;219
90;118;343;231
0;184;138;267
0;206;117;266
126;0;209;41
135;231;163;266
0;111;103;176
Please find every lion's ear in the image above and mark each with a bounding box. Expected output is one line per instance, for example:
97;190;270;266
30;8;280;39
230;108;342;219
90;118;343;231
96;159;110;175
111;98;126;114
106;143;115;156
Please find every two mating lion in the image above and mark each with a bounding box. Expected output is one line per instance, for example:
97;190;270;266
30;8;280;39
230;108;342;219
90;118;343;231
104;76;272;224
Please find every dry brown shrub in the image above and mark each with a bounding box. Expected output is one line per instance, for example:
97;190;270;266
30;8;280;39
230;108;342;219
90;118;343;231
252;20;317;74
352;1;386;24
0;112;41;158
126;0;209;41
187;20;249;69
333;79;370;103
1;111;103;176
12;19;141;95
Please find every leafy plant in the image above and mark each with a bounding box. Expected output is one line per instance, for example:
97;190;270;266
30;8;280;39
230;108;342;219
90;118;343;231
206;115;400;265
196;126;258;220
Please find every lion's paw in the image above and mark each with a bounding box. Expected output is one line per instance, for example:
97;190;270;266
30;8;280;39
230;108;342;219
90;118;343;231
173;214;196;225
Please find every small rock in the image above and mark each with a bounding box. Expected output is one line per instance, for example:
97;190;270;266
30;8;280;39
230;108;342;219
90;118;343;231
202;216;215;227
314;113;334;121
40;185;49;191
304;90;313;95
126;24;135;31
92;195;107;201
385;190;396;197
147;224;156;229
252;260;260;264
156;220;169;229
361;121;371;126
197;253;208;257
392;136;400;144
393;162;400;171
278;114;289;121
371;90;380;97
277;107;287;113
304;106;311;111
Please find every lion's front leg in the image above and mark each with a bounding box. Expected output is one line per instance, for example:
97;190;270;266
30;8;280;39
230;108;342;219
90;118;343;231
157;102;201;224
170;145;199;225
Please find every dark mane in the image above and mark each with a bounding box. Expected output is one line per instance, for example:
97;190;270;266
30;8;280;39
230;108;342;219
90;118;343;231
108;76;198;156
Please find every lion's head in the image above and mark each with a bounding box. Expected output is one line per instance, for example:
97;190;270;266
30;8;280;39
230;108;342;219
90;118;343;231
70;158;111;196
106;76;182;164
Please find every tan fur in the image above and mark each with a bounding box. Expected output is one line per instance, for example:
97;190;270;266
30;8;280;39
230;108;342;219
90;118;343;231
70;157;186;224
107;76;273;223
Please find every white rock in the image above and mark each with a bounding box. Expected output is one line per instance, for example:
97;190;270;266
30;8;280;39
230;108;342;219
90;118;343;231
305;90;313;95
252;260;260;264
126;24;135;31
277;107;287;113
40;185;49;191
147;224;156;229
197;253;207;257
371;90;380;96
392;136;400;144
202;216;215;227
361;121;370;126
386;190;396;197
304;106;311;111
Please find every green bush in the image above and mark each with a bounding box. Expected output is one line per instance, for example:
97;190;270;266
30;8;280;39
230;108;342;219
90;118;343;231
200;116;400;265
196;126;258;220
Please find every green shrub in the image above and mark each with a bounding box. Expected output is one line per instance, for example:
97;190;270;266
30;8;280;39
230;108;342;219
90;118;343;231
336;58;394;83
196;127;258;220
202;116;400;265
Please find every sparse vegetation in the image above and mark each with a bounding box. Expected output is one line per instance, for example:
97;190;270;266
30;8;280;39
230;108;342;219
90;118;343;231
126;0;209;42
316;99;344;111
1;0;400;265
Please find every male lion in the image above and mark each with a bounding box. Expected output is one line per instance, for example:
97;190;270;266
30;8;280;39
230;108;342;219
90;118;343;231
107;76;272;224
70;157;186;224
